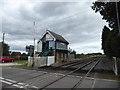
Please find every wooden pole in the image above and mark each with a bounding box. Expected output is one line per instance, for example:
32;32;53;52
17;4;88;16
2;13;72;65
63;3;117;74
3;33;5;43
116;2;120;36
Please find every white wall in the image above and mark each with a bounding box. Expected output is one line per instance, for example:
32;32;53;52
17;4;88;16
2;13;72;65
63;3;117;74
28;56;55;67
113;57;118;75
47;56;55;66
37;41;42;52
46;33;54;41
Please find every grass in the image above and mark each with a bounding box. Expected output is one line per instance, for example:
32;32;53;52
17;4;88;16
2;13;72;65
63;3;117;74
14;60;28;64
14;60;28;68
13;60;38;69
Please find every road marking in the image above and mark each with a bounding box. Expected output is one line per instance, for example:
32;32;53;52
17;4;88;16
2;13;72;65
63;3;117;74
0;79;22;88
0;77;4;79
0;80;12;85
12;84;22;88
17;82;25;85
91;79;96;89
5;79;17;83
32;86;38;88
0;77;39;89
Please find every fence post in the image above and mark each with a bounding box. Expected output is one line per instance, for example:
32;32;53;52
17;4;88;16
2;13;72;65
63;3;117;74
117;58;120;75
113;57;118;75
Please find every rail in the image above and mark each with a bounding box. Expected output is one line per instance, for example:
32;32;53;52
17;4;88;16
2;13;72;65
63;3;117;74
38;59;99;90
3;57;101;89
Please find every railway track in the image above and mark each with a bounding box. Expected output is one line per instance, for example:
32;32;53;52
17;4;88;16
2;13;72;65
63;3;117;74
2;57;101;89
38;59;101;90
39;57;98;71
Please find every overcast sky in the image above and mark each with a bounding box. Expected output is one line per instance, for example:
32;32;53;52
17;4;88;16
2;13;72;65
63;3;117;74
1;0;107;54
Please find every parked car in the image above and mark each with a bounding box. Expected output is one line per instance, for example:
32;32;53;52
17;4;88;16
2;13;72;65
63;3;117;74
0;56;14;63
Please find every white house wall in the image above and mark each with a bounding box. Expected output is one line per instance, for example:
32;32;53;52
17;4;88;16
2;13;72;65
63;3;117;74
46;33;54;41
37;41;42;52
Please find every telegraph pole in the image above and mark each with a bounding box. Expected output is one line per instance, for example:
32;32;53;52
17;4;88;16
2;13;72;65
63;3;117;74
32;21;36;67
0;34;4;57
3;33;5;43
115;2;120;75
116;2;120;36
33;21;35;58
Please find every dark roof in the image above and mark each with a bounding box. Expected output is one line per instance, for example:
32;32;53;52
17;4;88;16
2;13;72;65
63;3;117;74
48;30;69;44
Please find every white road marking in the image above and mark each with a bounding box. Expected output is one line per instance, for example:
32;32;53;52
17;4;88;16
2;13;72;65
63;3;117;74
32;86;38;88
5;79;17;83
0;77;39;89
12;84;22;88
91;79;96;88
0;80;12;85
0;77;4;79
17;82;26;86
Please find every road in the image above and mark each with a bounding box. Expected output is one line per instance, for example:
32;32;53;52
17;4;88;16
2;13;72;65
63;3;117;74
0;62;21;67
0;66;119;89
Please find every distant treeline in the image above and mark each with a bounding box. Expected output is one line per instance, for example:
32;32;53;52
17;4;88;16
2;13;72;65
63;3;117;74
10;52;28;60
69;50;102;59
76;53;102;58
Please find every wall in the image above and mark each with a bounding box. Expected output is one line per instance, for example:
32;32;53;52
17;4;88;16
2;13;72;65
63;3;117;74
68;54;75;60
28;56;55;67
113;57;118;75
46;33;54;41
117;58;120;75
55;50;68;63
113;57;120;75
37;41;42;52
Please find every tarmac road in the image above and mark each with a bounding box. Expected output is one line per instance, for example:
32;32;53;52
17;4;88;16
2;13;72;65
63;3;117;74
0;62;21;67
0;66;119;89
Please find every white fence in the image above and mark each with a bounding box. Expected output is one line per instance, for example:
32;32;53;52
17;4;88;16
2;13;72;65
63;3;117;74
113;57;120;75
113;57;118;75
28;56;55;67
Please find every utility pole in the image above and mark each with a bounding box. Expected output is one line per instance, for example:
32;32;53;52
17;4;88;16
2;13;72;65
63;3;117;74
3;33;5;43
32;21;36;67
33;21;36;58
115;2;120;75
2;33;5;57
116;2;120;36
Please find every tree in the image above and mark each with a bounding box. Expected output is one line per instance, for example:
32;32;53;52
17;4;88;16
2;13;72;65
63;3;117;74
92;2;120;30
21;53;28;60
92;1;120;57
0;42;10;56
101;26;111;56
69;50;76;58
70;50;76;55
26;45;34;56
11;52;21;60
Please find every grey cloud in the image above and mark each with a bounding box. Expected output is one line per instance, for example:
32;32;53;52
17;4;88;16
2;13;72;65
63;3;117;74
33;2;73;18
19;4;40;22
1;1;106;53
